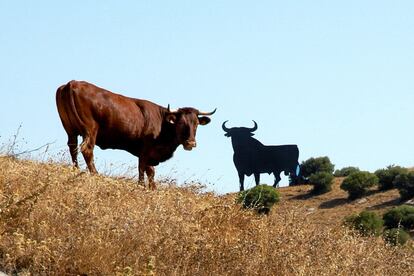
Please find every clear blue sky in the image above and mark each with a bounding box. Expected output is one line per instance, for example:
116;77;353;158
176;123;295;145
1;1;414;193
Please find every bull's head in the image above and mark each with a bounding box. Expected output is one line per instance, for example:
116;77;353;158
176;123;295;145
166;105;216;150
222;120;258;137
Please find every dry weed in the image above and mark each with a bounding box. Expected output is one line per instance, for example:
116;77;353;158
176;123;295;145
0;157;413;275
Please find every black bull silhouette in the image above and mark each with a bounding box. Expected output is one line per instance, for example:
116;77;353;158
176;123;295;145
222;121;300;191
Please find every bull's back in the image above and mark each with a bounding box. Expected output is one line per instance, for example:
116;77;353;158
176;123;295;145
56;81;163;152
258;144;299;170
270;144;299;159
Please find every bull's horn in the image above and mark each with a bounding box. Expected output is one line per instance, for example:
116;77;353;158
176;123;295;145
222;120;230;132
167;104;178;113
198;108;217;116
248;120;258;132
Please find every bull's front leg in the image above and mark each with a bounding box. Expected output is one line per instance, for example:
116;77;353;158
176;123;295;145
238;172;245;191
146;166;156;190
138;158;146;187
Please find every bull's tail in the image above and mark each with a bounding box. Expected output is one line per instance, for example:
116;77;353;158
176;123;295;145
295;163;301;177
292;145;300;176
56;81;85;137
288;146;301;185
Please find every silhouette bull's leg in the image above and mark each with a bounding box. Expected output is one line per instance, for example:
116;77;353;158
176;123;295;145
238;172;245;191
273;171;281;188
67;135;79;169
146;166;156;190
254;173;260;186
80;132;98;174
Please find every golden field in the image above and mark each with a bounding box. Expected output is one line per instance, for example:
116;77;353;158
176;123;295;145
0;156;413;275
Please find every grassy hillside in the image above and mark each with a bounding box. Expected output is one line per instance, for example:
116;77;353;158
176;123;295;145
279;177;403;227
1;156;413;275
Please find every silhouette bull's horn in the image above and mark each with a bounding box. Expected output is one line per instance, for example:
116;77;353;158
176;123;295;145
222;120;230;132
199;108;217;116
248;120;258;132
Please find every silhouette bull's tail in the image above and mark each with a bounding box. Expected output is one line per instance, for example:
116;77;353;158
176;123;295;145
289;163;309;186
296;163;300;177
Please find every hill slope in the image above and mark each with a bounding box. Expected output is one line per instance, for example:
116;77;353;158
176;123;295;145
0;157;413;275
278;177;403;228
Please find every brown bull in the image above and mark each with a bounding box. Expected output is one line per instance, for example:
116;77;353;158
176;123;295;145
56;80;216;189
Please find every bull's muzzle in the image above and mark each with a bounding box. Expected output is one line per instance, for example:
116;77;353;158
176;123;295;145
183;140;197;151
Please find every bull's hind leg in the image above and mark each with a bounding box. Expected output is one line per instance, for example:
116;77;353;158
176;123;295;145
80;131;98;174
254;173;260;186
273;171;282;188
67;135;79;168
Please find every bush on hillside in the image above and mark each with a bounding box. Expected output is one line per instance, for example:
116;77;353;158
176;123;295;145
344;211;384;237
237;184;280;214
309;172;334;195
383;205;414;230
375;165;408;191
340;171;378;200
393;172;414;201
334;166;360;177
383;228;410;246
300;157;334;178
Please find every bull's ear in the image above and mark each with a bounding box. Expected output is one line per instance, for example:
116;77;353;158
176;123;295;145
166;113;177;124
198;116;211;125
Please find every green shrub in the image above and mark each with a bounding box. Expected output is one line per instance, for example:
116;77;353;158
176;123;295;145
334;166;360;177
383;205;414;230
375;165;408;191
237;184;280;214
393;172;414;200
340;171;378;200
300;156;334;178
309;172;334;195
383;228;410;246
344;211;384;236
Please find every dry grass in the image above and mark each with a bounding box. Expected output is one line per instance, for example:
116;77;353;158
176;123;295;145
1;156;414;275
279;178;404;227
